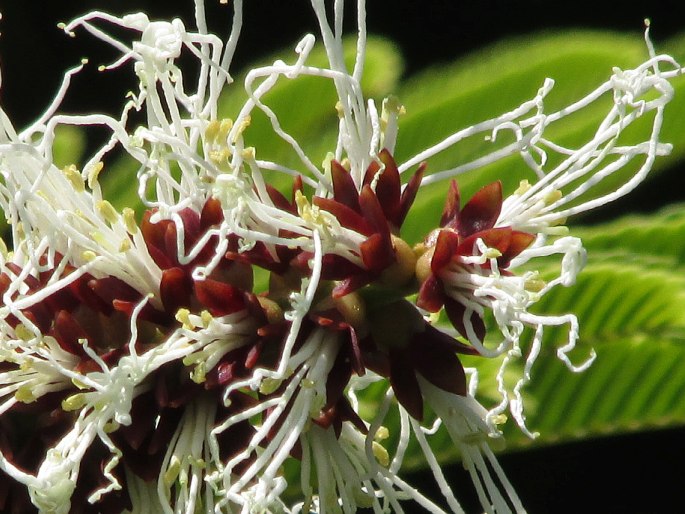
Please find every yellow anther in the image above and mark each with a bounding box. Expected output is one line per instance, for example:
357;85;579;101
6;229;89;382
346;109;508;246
15;385;36;403
374;426;390;441
164;456;182;486
190;362;207;384
62;393;87;412
515;179;531;195
232;116;250;142
525;275;546;293
241;147;256;160
72;378;88;390
175;308;193;329
62;164;85;192
381;95;406;129
82;250;97;262
200;310;213;328
87;162;104;189
205;119;221;143
97;200;119;225
322;152;335;175
484;247;502;260
91;232;110;249
544;189;563;205
122;207;138;235
219;118;234;141
295;190;332;232
104;421;120;433
259;377;283;395
14;323;35;342
209;148;232;165
118;238;131;253
182;352;204;366
490;413;508;426
372;441;390;467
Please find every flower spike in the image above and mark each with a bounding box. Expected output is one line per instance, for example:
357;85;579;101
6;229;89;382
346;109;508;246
0;1;682;513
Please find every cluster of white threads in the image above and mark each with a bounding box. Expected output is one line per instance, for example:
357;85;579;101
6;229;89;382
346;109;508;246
156;395;217;513
405;43;679;190
417;377;524;514
0;149;162;301
0;331;78;416
207;328;339;512
61;6;238;216
298;422;406;514
436;229;591;435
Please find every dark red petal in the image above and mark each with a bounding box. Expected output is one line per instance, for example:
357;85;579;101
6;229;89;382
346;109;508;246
320;254;365;281
194;278;246;316
160;267;193;313
70;274;112;314
331;273;374;298
324;350;352;409
112;299;170;325
117;392;158;451
53;310;89;357
362;160;380;188
90;276;141;305
411;337;467;397
331;160;361;212
336;398;368;435
176;208;202;249
146;408;184;456
266;184;296;214
375;149;402;225
244;340;263;369
141;210;174;269
347;325;365;376
423;322;479;355
456;227;518;264
360;233;395;273
431;229;460;273
313;197;372;236
389;349;424;421
291;175;304;205
416;274;446;313
499;231;536;267
397;161;426;228
441;179;461;228
359;184;391;237
457;181;503;237
444;297;486;342
200;197;224;230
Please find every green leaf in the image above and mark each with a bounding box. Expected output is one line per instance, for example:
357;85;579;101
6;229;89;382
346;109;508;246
51;124;87;169
573;203;685;267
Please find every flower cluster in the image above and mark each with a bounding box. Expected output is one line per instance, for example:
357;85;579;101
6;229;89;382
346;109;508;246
0;2;681;513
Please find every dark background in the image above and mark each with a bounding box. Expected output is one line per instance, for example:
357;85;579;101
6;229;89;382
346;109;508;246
1;1;685;512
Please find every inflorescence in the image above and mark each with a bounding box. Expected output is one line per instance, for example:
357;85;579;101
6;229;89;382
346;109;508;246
0;2;682;513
